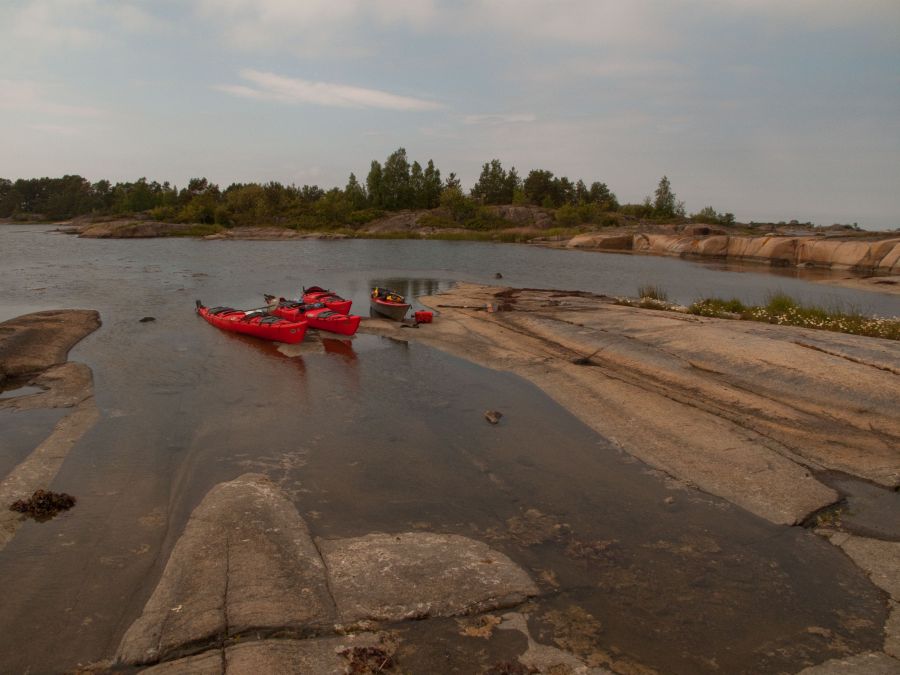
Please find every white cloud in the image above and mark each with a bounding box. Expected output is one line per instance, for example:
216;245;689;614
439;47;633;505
214;69;441;111
464;113;536;125
5;0;100;48
190;0;900;61
196;0;438;54
457;0;669;47
0;79;105;117
0;0;171;55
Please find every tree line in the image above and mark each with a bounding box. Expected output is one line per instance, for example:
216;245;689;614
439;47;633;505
0;149;733;227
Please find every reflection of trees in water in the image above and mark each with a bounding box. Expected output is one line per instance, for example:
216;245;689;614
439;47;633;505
369;278;447;300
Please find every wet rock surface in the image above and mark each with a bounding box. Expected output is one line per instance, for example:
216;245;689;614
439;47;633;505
795;652;900;674
819;531;900;601
369;284;900;525
814;473;900;540
0;309;100;551
1;280;896;673
319;532;538;624
119;474;540;670
117;474;335;665
0;309;99;380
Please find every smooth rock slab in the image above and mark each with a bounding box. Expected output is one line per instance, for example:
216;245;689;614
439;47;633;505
117;474;334;665
795;652;900;674
141;634;387;675
887;602;900;660
318;532;539;623
822;532;900;600
0;309;100;378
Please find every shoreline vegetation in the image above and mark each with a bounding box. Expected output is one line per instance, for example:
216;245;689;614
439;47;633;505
2;148;896;240
3;149;899;288
615;287;900;340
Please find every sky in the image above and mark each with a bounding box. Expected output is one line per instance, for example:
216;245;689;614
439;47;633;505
1;0;899;228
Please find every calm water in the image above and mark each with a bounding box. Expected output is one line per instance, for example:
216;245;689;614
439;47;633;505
0;227;898;323
0;227;890;673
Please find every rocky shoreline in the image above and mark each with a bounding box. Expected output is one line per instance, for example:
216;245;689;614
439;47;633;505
43;217;900;297
362;283;900;669
565;231;900;276
1;299;898;673
0;310;100;550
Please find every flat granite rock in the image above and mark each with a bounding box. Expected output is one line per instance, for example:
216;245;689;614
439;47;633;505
120;475;539;670
822;532;900;601
887;602;900;660
795;652;900;674
117;474;335;665
140;650;223;675
141;634;387;675
0;309;100;378
318;531;539;623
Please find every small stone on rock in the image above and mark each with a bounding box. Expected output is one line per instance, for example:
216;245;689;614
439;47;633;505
139;317;156;323
485;410;503;425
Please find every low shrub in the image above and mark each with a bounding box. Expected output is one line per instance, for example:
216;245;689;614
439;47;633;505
688;294;899;340
638;284;669;302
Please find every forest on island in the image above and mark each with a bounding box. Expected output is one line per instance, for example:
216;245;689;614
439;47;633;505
0;148;735;230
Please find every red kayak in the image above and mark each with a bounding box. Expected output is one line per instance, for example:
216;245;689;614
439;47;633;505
302;286;352;315
265;296;361;336
196;301;308;344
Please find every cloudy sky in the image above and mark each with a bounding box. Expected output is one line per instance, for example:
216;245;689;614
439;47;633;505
1;0;899;227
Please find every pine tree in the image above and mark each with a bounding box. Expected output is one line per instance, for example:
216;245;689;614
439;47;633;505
653;175;677;218
410;161;425;208
366;161;383;208
345;173;367;210
382;148;411;209
423;159;442;208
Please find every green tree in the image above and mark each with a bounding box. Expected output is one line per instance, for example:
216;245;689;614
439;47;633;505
504;167;521;203
523;169;561;207
691;206;735;226
440;184;477;222
315;188;353;225
410;161;426;208
0;178;15;217
366;161;384;207
575;179;589;204
471;159;510;204
653;176;678;218
444;172;461;191
381;147;411;209
558;176;575;206
588;182;618;210
344;173;367;210
299;184;324;203
423;159;442;208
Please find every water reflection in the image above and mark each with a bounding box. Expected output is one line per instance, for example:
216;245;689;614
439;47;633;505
368;277;450;311
321;337;356;361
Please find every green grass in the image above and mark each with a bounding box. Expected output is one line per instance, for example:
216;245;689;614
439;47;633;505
638;284;669;302
688;292;899;340
613;284;673;311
